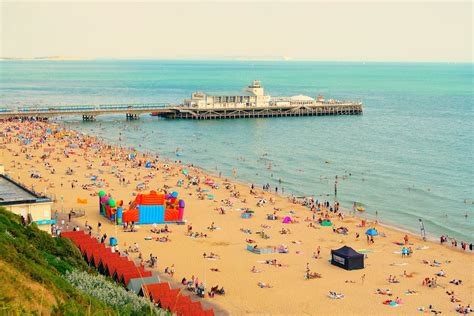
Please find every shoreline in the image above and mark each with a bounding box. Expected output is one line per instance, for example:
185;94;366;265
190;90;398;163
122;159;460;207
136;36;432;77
1;119;472;315
59;120;470;246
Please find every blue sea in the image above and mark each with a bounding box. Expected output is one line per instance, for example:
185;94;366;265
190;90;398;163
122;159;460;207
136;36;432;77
1;60;472;241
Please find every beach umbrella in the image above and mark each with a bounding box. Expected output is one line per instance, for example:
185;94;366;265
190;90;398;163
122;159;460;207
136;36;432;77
320;220;333;226
98;191;106;197
109;198;116;208
365;228;378;236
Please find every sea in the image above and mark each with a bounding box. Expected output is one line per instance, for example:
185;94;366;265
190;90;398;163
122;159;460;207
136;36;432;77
1;60;472;242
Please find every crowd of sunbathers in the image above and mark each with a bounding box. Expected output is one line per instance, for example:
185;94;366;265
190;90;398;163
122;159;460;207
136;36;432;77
455;304;472;314
203;252;220;259
150;224;170;234
422;277;438;287
263;259;287;267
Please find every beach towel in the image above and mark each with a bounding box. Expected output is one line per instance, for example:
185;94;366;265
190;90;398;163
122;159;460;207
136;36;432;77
416;246;429;250
390;263;408;266
77;198;88;204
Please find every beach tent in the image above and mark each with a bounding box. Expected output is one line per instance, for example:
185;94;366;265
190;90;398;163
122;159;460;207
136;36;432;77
320;220;333;226
365;228;378;236
282;216;292;224
127;275;161;294
331;246;364;270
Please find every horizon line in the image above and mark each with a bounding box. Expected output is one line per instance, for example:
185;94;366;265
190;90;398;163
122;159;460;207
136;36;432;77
1;56;472;64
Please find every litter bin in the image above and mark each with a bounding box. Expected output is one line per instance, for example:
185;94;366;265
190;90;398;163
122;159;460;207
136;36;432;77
109;237;117;247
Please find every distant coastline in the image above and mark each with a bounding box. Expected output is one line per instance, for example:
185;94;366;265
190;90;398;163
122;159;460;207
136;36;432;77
0;56;88;61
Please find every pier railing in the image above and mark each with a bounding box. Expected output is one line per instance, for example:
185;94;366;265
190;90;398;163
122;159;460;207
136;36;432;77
0;101;363;120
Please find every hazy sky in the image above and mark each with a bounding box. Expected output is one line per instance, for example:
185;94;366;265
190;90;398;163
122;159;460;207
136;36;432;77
1;1;472;61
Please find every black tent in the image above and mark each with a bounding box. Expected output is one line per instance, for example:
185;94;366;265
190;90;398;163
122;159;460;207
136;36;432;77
331;246;364;270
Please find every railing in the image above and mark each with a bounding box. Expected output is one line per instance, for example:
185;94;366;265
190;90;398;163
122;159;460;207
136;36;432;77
0;103;171;114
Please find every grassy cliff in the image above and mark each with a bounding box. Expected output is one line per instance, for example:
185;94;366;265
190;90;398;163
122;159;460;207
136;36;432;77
0;207;162;315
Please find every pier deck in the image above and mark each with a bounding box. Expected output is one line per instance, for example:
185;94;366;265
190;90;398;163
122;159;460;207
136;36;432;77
0;102;362;120
158;103;363;120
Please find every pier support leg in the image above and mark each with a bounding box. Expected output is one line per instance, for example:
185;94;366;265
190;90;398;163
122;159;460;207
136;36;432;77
126;113;140;120
82;115;96;121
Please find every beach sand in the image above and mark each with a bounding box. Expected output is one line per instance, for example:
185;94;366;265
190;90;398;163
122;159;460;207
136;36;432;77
1;120;472;315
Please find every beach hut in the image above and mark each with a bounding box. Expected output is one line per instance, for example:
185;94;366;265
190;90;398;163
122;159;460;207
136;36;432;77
127;275;161;294
331;246;364;270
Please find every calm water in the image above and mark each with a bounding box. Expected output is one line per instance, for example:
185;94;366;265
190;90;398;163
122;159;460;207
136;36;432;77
1;60;473;241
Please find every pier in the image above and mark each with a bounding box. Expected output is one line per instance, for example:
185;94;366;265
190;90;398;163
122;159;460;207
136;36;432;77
0;81;363;121
0;102;363;121
157;103;363;120
0;103;174;121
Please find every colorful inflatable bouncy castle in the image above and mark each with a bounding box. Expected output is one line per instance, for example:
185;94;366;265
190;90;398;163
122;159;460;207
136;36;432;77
99;190;123;225
122;190;185;224
99;190;185;224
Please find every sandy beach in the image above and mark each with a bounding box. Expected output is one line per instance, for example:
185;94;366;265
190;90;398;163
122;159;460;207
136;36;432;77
1;120;472;315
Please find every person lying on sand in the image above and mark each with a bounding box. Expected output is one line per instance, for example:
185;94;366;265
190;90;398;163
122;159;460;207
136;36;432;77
327;291;344;299
388;275;400;283
203;252;220;259
436;270;446;277
258;282;272;288
210;268;220;272
188;232;207;238
376;288;392;296
251;266;262;273
450;279;463;285
305;271;322;279
207;222;217;231
405;289;417;295
157;236;170;242
403;270;415;278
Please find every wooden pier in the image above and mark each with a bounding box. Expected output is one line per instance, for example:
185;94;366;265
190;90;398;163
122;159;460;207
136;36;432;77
0;102;362;121
158;103;363;120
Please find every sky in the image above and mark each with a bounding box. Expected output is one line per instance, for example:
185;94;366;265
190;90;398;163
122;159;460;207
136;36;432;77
1;0;472;62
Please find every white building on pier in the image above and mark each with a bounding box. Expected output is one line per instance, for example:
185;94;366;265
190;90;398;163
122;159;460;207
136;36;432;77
184;80;271;109
184;80;358;109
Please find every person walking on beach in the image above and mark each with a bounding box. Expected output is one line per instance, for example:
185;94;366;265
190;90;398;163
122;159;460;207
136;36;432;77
361;274;366;284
